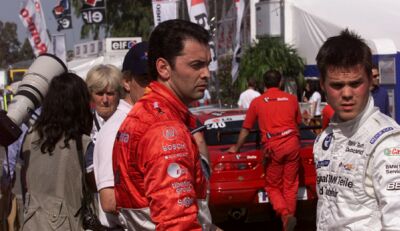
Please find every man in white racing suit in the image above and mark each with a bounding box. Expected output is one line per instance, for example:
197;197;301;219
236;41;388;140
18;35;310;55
314;29;400;230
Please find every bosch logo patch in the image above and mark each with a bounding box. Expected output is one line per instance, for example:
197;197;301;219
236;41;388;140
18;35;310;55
162;143;186;152
163;127;177;140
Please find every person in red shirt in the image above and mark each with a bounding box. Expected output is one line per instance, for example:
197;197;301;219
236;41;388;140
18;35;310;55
112;19;215;231
228;70;301;231
321;103;334;130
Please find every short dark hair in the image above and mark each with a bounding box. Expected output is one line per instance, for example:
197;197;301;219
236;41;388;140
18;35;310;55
247;78;257;88
122;71;150;87
372;63;379;71
316;29;372;82
263;70;282;88
148;19;210;81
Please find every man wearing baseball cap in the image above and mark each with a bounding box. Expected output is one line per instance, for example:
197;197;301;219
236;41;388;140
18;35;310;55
93;41;150;228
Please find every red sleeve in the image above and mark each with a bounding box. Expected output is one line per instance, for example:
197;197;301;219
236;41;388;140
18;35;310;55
322;105;334;129
138;123;203;231
242;99;258;129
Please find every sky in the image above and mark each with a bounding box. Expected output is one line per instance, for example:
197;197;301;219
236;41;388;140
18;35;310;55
0;0;93;51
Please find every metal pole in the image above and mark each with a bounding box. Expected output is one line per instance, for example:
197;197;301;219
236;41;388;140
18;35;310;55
250;0;260;43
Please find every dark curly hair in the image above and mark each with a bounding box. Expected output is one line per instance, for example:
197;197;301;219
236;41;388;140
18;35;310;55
33;72;93;153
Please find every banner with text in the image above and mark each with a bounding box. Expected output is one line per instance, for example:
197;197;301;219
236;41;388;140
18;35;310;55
81;0;106;24
186;0;217;71
19;0;52;56
152;0;179;27
231;0;245;83
53;0;72;31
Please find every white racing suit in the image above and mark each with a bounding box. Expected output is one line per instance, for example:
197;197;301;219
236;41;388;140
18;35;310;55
314;97;400;230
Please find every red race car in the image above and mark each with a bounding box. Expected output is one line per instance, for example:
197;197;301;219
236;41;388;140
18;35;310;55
191;106;317;223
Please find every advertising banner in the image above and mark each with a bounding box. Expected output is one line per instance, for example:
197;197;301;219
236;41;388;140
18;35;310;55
231;0;245;82
152;0;179;27
19;0;52;56
186;0;218;71
81;0;106;24
53;0;72;31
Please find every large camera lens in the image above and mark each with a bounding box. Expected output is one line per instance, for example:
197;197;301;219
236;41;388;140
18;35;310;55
0;54;67;146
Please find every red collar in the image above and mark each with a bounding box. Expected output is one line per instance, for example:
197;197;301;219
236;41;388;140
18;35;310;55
146;81;196;127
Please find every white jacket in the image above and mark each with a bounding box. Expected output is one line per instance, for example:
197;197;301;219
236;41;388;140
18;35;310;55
314;97;400;230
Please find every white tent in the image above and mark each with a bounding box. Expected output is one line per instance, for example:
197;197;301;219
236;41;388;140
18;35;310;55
67;37;142;79
67;55;124;79
285;0;400;65
283;0;400;121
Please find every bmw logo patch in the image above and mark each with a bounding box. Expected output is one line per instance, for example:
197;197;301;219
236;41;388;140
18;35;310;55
322;133;333;151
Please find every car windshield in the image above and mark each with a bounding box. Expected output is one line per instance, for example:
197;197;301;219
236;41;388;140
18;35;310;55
203;115;316;146
203;117;259;146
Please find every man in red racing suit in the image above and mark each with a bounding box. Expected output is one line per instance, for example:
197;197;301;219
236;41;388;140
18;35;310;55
228;70;301;231
112;19;213;231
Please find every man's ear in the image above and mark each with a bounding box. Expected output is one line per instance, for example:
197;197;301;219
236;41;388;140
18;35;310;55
122;78;131;92
156;58;171;81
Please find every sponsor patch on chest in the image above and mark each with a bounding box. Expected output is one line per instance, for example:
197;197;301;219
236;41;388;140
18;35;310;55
316;160;330;169
322;133;333;150
384;147;400;157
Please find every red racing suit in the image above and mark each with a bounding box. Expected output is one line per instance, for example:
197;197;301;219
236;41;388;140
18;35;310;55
112;82;210;230
242;87;302;216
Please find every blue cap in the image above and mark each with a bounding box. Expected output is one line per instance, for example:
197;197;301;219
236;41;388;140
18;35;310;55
122;41;148;75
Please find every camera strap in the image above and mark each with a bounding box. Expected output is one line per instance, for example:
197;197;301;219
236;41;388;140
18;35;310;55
75;136;95;212
93;112;101;132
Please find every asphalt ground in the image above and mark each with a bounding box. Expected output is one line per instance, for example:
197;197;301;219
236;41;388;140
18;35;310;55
215;200;317;231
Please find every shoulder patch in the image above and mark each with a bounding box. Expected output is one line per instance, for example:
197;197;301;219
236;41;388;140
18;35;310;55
370;127;394;144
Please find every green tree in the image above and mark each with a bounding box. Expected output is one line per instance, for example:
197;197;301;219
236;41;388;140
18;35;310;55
216;54;240;106
217;37;305;105
18;38;35;61
71;0;153;40
0;21;21;68
238;36;305;98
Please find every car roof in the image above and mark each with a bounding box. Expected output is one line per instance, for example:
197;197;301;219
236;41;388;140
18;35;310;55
190;105;247;124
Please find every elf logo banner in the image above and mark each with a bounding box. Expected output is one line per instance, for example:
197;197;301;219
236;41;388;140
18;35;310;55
111;40;137;50
82;9;104;24
104;37;142;53
81;0;105;24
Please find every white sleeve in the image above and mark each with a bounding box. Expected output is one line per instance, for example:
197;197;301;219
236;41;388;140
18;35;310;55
371;134;400;229
205;90;211;100
309;92;320;102
237;93;243;106
93;128;116;190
